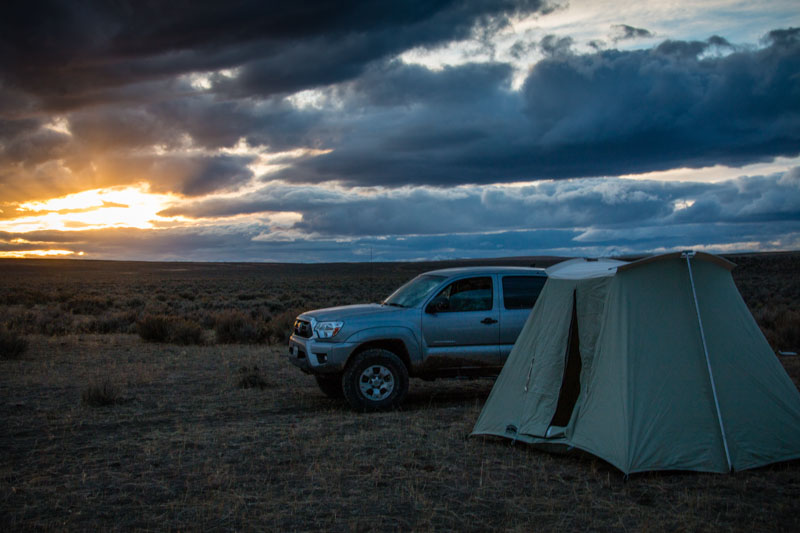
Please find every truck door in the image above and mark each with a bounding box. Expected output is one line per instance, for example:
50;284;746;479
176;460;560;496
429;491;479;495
420;275;501;370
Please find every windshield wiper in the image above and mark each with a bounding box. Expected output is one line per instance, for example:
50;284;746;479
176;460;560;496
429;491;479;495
383;302;405;308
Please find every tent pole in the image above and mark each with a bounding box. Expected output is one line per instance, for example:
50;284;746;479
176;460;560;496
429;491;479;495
683;251;733;471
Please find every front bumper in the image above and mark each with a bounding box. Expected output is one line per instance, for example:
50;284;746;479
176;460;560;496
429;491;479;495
288;334;356;374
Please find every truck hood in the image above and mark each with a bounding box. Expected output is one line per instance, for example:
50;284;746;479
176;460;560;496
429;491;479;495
299;303;405;322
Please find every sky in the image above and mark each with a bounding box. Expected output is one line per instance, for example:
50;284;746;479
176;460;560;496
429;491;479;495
0;0;798;262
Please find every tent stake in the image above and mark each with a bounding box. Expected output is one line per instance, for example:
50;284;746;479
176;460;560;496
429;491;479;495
683;251;733;471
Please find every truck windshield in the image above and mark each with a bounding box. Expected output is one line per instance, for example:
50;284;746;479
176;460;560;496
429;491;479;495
383;275;446;308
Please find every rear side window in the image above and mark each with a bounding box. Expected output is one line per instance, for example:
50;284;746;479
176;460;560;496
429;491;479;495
435;276;493;312
502;276;546;309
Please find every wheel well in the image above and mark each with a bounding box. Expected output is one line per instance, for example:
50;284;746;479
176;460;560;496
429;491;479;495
352;339;411;371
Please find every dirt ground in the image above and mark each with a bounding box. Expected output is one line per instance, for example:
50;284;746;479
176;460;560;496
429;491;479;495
3;333;800;532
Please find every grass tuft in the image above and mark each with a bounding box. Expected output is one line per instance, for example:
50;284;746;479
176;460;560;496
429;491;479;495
237;365;269;389
0;326;28;359
81;380;120;407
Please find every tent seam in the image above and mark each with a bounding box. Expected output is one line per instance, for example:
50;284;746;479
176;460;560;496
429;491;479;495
684;251;733;472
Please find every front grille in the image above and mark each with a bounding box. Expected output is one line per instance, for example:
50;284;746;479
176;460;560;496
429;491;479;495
293;319;313;338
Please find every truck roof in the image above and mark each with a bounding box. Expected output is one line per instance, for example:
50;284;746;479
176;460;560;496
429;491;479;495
423;266;547;277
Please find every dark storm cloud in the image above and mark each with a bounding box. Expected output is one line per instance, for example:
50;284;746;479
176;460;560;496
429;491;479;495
274;28;800;187
0;0;546;112
68;108;181;151
150;97;325;151
2;5;798;196
0;126;71;167
272;60;529;186
0;1;550;202
519;28;800;175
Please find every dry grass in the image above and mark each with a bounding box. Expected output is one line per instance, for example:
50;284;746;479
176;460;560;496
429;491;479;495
0;253;799;531
1;334;799;531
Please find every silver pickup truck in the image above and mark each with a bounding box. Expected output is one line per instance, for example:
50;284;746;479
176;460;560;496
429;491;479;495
288;266;547;411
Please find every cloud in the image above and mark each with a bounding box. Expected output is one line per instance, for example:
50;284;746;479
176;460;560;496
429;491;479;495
262;30;800;188
538;35;574;56
611;24;654;42
521;28;800;174
95;153;256;197
0;3;797;262
3;168;797;261
161;169;800;253
3;9;798;197
0;0;547;112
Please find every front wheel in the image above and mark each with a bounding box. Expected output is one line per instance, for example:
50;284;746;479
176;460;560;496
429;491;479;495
342;349;409;411
315;374;344;399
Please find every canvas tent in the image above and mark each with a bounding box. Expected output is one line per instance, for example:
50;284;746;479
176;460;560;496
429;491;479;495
472;251;800;474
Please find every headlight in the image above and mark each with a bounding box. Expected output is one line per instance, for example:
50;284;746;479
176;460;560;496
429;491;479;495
314;321;343;339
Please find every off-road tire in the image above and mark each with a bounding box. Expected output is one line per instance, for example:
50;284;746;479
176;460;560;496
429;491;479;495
342;349;409;411
315;373;344;399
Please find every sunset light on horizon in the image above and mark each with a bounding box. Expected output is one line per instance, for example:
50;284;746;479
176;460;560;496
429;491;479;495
4;184;182;233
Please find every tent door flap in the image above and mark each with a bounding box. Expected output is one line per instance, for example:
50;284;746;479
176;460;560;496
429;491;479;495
549;290;582;428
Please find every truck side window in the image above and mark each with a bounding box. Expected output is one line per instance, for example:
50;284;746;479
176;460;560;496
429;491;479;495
435;277;493;312
502;276;546;309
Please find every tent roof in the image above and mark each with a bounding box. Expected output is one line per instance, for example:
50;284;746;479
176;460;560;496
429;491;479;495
545;258;626;280
545;251;736;281
618;251;736;272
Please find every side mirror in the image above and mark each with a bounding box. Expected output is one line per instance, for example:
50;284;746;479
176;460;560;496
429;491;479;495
426;296;449;314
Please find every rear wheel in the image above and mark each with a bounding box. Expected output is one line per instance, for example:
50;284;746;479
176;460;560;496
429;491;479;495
315;373;344;399
343;349;409;411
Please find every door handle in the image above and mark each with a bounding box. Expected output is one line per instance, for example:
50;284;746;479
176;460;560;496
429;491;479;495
481;317;498;325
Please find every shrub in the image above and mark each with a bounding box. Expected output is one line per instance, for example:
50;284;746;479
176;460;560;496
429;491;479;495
214;311;265;344
137;314;172;342
85;311;138;334
169;319;205;345
1;288;49;306
64;296;111;315
81;380;120;407
0;327;28;359
754;306;800;351
126;297;145;308
35;308;75;336
265;309;301;344
772;309;800;351
137;314;205;345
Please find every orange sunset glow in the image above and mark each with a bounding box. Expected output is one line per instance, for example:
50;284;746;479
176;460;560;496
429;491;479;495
3;184;182;233
0;249;83;259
